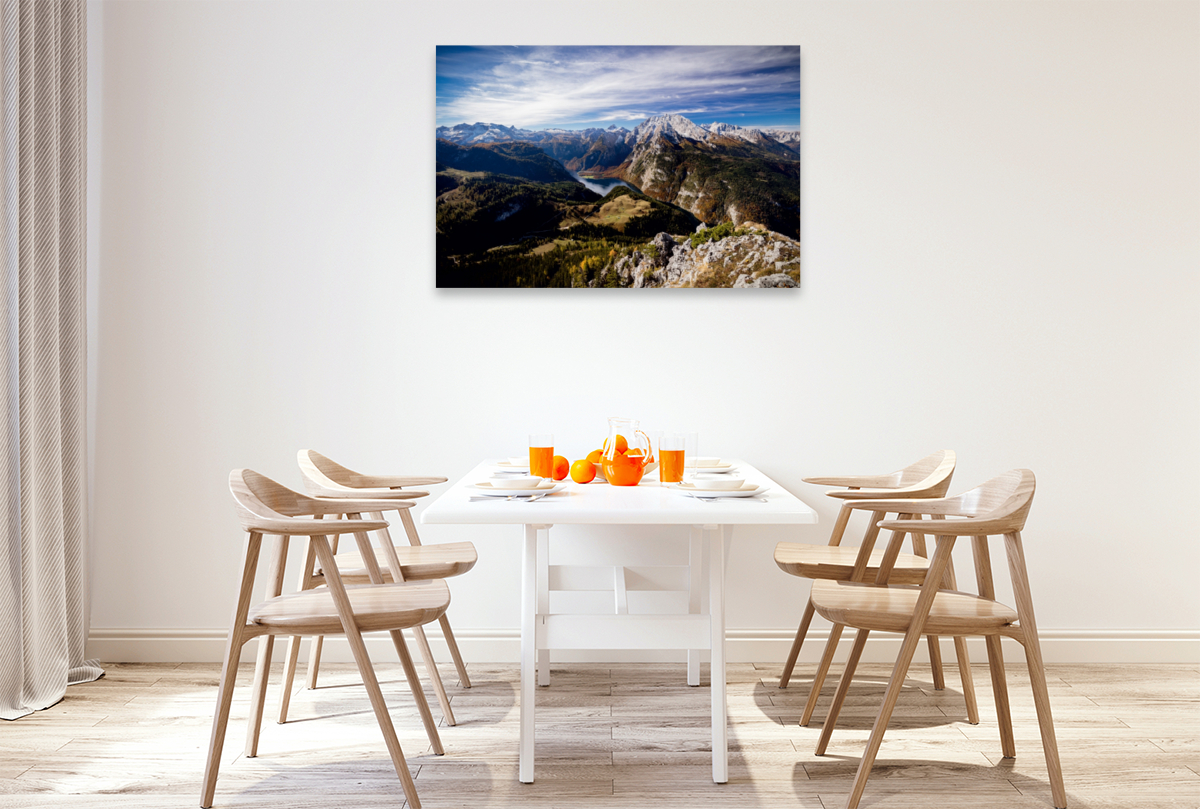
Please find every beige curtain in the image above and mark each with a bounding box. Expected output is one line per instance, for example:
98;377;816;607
0;0;98;721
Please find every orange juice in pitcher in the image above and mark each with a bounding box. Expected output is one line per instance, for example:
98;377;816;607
601;417;655;486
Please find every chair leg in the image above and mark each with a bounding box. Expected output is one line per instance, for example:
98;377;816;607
200;631;248;808
201;533;262;809
940;555;979;722
840;535;957;809
842;625;924;809
305;635;325;688
910;530;947;691
985;634;1015;756
1023;637;1067;808
439;613;472;688
244;534;288;757
1006;532;1067;809
953;635;979;724
779;597;816;688
815;628;870;755
353;631;423;808
390;628;445;756
283;538;319;712
277;634;303;724
801;622;843;726
311;535;424;808
972;536;1005;739
244;635;275;757
925;634;946;689
412;623;457;726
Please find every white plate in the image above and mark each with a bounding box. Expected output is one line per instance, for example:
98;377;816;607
688;465;737;475
472;480;563;496
673;483;768;499
495;460;529;471
685;459;733;471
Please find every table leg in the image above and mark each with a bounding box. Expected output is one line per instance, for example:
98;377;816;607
688;527;703;687
537;526;550;687
710;524;730;784
520;524;539;783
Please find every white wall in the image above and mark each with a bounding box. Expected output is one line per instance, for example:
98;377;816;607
87;0;1200;663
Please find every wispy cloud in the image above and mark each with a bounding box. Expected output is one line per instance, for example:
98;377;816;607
436;46;800;130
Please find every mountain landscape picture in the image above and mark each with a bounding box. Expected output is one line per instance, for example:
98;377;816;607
436;46;800;288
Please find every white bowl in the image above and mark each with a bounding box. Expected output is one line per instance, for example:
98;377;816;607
496;476;543;489
691;476;745;491
688;457;723;468
508;456;529;466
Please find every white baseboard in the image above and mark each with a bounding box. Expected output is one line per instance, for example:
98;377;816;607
88;626;1200;665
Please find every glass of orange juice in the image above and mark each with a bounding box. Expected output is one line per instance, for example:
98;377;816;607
658;432;686;483
529;433;554;478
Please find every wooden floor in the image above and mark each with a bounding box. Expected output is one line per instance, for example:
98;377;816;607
1;659;1197;808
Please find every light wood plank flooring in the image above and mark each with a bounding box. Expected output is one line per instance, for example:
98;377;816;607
1;660;1197;808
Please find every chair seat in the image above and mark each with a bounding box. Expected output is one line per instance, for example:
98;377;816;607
774;542;931;585
810;580;1018;636
249;580;451;635
318;541;477;583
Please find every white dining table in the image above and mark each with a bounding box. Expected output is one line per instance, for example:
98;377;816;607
420;459;818;784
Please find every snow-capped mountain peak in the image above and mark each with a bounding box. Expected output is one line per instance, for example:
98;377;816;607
632;114;710;144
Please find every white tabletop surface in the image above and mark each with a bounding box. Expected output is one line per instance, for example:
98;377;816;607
421;459;818;526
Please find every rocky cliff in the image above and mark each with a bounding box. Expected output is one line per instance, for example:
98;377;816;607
591;222;800;288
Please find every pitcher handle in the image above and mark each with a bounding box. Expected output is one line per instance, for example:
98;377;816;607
635;430;655;463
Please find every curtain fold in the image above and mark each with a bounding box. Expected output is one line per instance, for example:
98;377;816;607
0;0;98;721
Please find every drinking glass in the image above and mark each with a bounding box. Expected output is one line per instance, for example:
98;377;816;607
658;432;686;483
528;433;554;478
682;432;699;480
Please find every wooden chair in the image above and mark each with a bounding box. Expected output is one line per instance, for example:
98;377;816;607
775;450;978;727
203;469;450;809
274;450;475;728
809;469;1066;809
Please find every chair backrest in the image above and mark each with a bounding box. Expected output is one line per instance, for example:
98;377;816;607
895;450;956;488
297;450;375;493
874;469;1036;537
296;449;445;498
940;469;1036;533
230;468;318;530
229;468;394;535
828;450;956;502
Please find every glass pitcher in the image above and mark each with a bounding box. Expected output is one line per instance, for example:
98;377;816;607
602;416;655;486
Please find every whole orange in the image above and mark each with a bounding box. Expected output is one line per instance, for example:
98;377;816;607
601;434;629;455
569;459;597;484
586;448;604;464
551;455;569;481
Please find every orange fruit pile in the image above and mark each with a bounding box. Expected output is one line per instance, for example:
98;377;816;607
559;434;652;486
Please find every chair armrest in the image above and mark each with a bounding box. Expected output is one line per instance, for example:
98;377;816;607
803;474;898;488
357;474;447;488
308;497;416;516
840;496;958;514
249;517;389;536
877;516;1009;536
828;486;940;501
310;488;429;500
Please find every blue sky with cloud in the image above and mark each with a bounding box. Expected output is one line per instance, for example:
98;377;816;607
436;46;800;131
